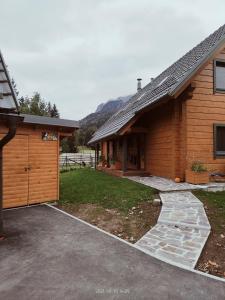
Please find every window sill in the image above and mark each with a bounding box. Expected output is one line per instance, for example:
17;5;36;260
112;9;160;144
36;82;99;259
214;89;225;94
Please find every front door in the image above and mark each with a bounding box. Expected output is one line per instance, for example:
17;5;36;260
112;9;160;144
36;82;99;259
3;134;29;208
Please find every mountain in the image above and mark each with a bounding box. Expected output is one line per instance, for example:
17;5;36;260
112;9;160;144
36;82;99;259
80;95;132;128
78;94;133;145
95;95;132;113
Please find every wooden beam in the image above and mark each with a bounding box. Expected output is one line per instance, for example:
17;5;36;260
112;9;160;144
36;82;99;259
118;114;141;135
106;140;110;165
96;143;100;164
122;136;127;172
127;127;148;134
59;132;73;137
2;93;12;96
94;145;97;169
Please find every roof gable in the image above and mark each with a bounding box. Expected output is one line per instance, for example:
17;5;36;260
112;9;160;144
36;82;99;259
0;51;19;112
89;24;225;144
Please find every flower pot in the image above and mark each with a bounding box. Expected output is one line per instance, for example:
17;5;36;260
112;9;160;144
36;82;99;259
185;170;209;184
115;161;122;170
110;164;116;170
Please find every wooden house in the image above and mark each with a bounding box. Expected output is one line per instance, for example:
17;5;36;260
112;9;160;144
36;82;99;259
89;24;225;182
0;52;79;209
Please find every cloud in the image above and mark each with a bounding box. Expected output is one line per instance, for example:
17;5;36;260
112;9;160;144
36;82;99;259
0;0;225;119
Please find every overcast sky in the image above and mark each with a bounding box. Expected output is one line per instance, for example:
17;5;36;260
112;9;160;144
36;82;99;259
1;0;225;120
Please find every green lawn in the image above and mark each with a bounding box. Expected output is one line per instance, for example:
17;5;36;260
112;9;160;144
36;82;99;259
194;190;225;233
77;146;95;154
60;168;156;212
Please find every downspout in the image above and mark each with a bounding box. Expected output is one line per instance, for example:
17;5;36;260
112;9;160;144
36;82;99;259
0;117;21;237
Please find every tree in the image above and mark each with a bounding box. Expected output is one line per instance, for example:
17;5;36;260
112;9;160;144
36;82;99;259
50;104;60;118
61;135;78;153
18;92;60;118
11;78;19;97
18;96;30;114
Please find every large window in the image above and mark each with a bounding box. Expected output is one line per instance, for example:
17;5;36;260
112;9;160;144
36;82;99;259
214;60;225;92
214;124;225;157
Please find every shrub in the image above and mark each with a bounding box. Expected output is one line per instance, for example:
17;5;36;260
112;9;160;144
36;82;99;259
191;161;207;173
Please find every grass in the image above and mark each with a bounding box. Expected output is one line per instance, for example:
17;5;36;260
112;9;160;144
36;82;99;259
194;190;225;233
77;146;95;154
60;168;156;213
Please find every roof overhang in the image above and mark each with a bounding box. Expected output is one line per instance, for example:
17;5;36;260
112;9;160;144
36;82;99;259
170;36;225;99
21;114;79;132
88;94;171;145
0;51;19;113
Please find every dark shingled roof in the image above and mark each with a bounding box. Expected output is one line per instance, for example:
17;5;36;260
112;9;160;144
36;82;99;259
0;51;19;112
22;114;79;129
89;24;225;144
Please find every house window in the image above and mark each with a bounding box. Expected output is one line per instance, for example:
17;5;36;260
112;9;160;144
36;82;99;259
214;124;225;157
214;60;225;92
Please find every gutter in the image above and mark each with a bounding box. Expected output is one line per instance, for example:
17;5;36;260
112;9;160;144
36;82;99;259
0;113;24;237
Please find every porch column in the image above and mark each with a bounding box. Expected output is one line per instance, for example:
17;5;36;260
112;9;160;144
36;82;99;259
137;135;141;170
106;140;110;165
96;143;100;165
94;144;97;169
122;136;128;172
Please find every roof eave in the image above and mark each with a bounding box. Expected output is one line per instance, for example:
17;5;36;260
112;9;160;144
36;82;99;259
88;133;118;145
169;36;225;99
0;50;19;113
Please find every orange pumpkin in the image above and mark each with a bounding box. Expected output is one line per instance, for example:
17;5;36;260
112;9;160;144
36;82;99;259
175;177;181;183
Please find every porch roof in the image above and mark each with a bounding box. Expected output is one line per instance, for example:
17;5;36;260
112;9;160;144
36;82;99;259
89;24;225;144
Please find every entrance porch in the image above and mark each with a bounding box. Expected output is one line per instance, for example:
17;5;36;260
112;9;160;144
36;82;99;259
95;133;148;177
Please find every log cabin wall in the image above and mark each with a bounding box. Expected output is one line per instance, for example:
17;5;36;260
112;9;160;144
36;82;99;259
1;123;59;208
185;47;225;174
134;100;185;180
142;102;175;178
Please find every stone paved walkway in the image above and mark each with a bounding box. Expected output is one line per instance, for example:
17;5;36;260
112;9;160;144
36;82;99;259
135;191;211;269
127;175;225;192
128;176;202;191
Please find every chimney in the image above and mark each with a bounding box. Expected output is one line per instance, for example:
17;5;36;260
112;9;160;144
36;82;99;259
137;78;142;92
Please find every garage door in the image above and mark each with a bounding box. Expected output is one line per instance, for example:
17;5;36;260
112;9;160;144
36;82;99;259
3;134;29;208
28;132;58;205
3;132;58;208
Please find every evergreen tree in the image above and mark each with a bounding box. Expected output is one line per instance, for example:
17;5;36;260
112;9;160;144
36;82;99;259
50;104;60;118
47;102;52;115
18;92;60;118
11;78;19;96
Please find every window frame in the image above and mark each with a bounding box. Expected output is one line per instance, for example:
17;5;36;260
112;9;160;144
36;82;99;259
214;124;225;158
214;59;225;94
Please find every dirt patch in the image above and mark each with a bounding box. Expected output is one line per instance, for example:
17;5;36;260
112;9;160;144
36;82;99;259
58;201;161;243
196;202;225;278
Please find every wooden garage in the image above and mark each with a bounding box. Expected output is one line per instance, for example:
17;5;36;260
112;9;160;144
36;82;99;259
1;114;78;208
0;50;78;210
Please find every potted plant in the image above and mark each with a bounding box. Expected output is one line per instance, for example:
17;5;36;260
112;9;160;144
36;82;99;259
109;157;116;169
185;161;209;184
98;155;104;167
